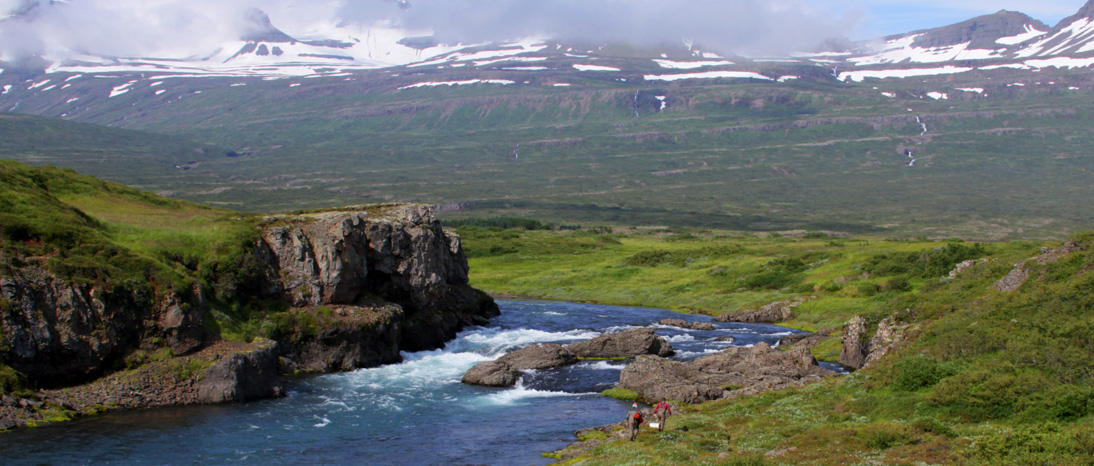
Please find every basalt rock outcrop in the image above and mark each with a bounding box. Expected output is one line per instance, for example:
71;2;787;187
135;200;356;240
462;343;578;387
254;205;499;355
618;343;835;404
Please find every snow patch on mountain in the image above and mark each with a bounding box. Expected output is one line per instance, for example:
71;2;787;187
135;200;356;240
840;66;973;82
645;70;772;82
573;64;621;71
996;25;1048;45
398;79;516;89
652;59;734;69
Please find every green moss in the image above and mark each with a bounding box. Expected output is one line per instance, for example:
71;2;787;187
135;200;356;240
540;452;561;460
0;364;27;395
577;431;609;442
600;387;639;401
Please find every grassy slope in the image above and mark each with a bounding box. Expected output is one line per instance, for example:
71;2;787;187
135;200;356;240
3;68;1093;237
0;160;265;384
462;227;1094;465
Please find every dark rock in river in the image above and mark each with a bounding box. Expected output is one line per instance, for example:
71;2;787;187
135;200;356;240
619;343;835;403
462;343;578;387
565;328;674;359
659;318;715;330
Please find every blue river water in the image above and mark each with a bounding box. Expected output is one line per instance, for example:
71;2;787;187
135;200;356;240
0;300;817;466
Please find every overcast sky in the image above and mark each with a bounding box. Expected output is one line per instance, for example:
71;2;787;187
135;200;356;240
0;0;1088;61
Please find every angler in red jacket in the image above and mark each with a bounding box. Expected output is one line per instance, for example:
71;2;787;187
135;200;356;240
653;398;673;431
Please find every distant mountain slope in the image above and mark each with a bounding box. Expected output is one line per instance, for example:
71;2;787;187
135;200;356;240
0;113;226;193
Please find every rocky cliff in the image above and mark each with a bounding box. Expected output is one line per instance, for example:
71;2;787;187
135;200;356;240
0;203;497;427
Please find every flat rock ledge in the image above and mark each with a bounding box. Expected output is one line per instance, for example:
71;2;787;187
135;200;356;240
619;343;835;404
566;328;675;359
659;318;715;331
1;340;283;430
462;328;674;387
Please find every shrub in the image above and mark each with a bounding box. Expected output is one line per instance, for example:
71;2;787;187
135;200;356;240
861;424;912;450
893;356;957;391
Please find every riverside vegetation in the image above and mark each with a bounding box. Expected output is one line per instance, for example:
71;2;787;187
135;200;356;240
459;222;1094;465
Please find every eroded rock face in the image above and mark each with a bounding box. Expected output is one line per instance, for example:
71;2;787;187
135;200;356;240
256;205;499;353
838;315;911;370
276;305;404;373
0;269;206;386
565;328;674;359
618;343;835;403
838;316;869;369
462;343;578;387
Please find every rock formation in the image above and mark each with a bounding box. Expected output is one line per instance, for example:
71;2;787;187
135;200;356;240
566;328;674;359
462;343;578;387
618;343;835;404
715;298;810;323
838;315;911;370
992;240;1085;292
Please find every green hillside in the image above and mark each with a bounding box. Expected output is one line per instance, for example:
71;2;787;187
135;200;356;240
2;65;1093;237
460;225;1094;465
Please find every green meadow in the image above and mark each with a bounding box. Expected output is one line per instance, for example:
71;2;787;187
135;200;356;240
461;224;1094;465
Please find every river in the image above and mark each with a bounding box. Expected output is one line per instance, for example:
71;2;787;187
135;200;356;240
0;300;817;465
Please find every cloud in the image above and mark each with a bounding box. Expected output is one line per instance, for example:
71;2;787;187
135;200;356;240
0;0;860;62
343;0;859;56
5;0;1085;64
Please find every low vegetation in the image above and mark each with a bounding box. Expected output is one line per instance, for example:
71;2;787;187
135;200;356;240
461;223;1094;465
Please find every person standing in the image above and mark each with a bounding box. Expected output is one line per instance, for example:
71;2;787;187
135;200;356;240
626;403;644;441
653;398;672;431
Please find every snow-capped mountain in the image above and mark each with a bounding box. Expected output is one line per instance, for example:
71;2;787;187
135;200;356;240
2;0;1094;89
824;1;1094;82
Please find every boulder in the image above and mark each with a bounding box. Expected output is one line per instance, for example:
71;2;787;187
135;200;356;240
462;343;578;387
659;318;715;331
565;329;674;359
619;343;835;403
197;339;284;403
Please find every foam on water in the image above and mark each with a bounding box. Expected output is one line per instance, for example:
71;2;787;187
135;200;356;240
456;327;601;356
575;360;626;371
478;380;596;407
